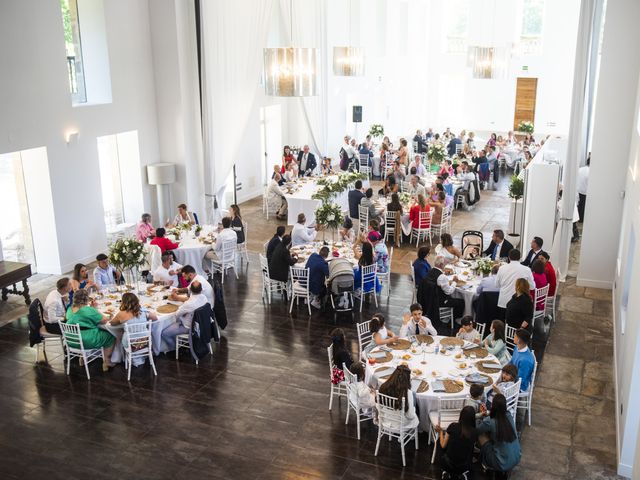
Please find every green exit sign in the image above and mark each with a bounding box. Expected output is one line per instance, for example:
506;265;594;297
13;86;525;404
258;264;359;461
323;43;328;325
522;66;529;71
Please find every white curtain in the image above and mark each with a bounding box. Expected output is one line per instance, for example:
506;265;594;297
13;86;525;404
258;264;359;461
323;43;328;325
200;0;274;223
552;0;604;280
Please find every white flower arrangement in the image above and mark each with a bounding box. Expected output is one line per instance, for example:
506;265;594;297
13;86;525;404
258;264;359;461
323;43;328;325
427;142;447;163
369;124;384;138
475;256;494;276
517;121;534;134
315;203;343;231
398;192;411;205
108;238;147;271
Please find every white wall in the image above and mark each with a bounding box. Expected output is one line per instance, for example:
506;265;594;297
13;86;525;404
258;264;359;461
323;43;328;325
0;0;160;273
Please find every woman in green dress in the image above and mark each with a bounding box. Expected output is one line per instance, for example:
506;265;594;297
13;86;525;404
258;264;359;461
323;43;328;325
65;289;116;370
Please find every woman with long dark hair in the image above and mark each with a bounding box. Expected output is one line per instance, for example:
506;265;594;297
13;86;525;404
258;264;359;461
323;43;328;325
477;393;521;472
482;320;510;365
378;364;418;427
435;405;477;476
367;313;396;348
229;204;245;244
330;328;352;371
354;242;382;294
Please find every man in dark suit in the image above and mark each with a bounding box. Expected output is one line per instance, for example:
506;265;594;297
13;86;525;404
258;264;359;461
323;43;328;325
483;229;514;260
521;236;545;267
348;180;365;218
297;145;317;177
266;226;286;262
417;256;465;323
447;134;463;157
413;129;428;153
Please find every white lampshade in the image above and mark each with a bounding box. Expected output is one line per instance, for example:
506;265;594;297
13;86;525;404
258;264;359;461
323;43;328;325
147;163;176;185
333;47;365;76
263;47;317;97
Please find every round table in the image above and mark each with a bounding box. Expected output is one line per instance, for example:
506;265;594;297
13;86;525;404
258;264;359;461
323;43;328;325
290;241;359;267
364;335;501;430
281;176;351;226
169;225;217;275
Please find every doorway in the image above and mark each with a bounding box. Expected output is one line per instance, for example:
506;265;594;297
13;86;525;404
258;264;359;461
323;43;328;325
260;105;282;187
513;77;538;130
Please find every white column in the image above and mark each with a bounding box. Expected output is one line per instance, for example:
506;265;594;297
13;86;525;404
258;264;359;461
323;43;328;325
577;0;640;288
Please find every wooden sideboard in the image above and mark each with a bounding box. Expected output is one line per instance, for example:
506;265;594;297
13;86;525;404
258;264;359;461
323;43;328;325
0;261;32;306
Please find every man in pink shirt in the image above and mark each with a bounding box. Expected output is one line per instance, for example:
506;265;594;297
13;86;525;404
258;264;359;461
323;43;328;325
135;213;155;242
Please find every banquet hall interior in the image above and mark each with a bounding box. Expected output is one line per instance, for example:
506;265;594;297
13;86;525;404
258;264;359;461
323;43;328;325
1;0;639;479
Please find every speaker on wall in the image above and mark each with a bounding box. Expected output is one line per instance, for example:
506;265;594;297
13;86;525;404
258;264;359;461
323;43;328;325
352;105;362;123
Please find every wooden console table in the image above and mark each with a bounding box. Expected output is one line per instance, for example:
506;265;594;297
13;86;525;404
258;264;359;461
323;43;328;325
0;261;32;306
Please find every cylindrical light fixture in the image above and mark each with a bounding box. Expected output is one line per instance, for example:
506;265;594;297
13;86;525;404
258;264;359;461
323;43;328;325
147;163;176;225
263;47;317;97
333;46;365;76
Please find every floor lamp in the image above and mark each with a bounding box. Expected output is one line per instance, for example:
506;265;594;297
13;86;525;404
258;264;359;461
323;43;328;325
147;163;176;226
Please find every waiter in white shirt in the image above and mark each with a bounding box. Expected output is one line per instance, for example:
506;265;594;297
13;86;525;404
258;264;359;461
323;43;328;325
43;277;71;335
399;303;438;337
152;252;182;287
170;265;214;307
291;213;318;246
577;154;590;223
161;281;208;350
495;249;535;312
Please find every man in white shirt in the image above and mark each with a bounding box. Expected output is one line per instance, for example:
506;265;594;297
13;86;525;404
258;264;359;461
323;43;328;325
399;303;438;337
476;265;501;294
457;161;476;190
93;253;120;290
408;155;427;177
291;213;317;246
577;155;590;223
162;281;208;350
43;277;71;335
408;175;426;197
170;265;214;307
153;252;182;287
209;217;238;259
495;249;535;310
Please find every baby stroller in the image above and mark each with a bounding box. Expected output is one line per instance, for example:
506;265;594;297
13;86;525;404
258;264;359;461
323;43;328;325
461;230;483;260
328;257;355;312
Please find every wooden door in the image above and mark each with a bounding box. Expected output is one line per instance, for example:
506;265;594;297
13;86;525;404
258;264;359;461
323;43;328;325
513;77;538;131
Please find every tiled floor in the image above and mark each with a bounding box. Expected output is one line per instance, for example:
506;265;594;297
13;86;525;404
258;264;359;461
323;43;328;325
0;173;622;479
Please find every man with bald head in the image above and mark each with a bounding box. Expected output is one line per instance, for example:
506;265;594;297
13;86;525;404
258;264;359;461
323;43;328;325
162;280;208;350
297;145;317;176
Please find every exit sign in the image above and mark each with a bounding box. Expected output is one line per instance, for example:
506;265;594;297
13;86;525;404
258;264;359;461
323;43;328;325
522;66;529;71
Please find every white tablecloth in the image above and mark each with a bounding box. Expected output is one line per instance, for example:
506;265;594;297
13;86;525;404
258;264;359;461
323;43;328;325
365;336;501;430
282;177;355;226
169;225;217;275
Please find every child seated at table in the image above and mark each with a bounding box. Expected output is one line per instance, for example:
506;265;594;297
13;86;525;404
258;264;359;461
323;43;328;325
456;316;481;344
348;362;376;414
486;364;518;409
464;383;487;422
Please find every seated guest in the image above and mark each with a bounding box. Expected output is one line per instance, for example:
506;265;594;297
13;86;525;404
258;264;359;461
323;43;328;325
306;246;330;309
509;329;536;391
110;292;158;326
150;227;180;253
386;192;403;214
297;145;317;176
283;160;298;182
65;289;115;370
538;251;557;297
213;217;238;255
353;242;382;294
70;263;95;293
360;188;383;223
347;361;376;413
408;154;427;176
378;364;419;428
456;316;481;343
486;364;518;408
330;328;353;371
472;149;488;172
435;406;477;478
368;231;389;274
348;180;366;218
229;204;245;244
173;203;196;226
379;175;398;197
413;130;428;153
399;303;437;337
483;229;514;260
161;281;208;351
412;246;431;286
153;252;183;287
417;255;465;321
272;164;285;185
505;278;534;331
93;253;121;290
340;217;356;243
476;265;500;295
495;249;535;313
266;226;286;262
43;277;72;335
367;313;396;348
409;194;431;230
457;161;476;190
447;133;463;157
437;233;463;264
358;142;373;166
477;394;521;472
320;156;335;175
392;160;406;184
438;159;455;177
268;234;297;283
531;259;549;310
135;213;155;242
170;264;214;307
482;320;511;365
291;213;317;246
267;172;287;220
408;175;426;197
429;191;446;225
521;236;546;267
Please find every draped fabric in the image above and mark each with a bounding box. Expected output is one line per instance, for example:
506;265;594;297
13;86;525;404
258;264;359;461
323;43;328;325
552;0;604;280
199;0;274;223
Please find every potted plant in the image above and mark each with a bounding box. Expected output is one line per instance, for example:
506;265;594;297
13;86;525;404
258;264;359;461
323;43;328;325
508;175;524;236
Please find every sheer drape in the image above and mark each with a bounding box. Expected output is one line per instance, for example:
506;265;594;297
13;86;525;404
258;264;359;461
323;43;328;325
200;0;274;222
552;0;604;280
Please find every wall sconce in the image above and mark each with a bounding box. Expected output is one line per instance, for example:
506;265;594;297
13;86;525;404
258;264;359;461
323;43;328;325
65;130;79;145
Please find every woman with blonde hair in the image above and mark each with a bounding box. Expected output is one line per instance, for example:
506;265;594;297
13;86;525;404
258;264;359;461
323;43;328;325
505;278;534;331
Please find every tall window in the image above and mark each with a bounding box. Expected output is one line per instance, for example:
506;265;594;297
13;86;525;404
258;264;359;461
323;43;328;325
60;0;87;104
520;0;544;55
445;0;471;54
97;135;125;230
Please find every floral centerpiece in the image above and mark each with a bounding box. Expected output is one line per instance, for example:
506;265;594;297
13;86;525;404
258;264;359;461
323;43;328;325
108;238;147;287
427;142;447;164
168;222;192;240
315;203;343;241
398;192;411;205
517;121;534;134
475;256;494;277
194;224;203;236
312;172;367;203
369;124;384;139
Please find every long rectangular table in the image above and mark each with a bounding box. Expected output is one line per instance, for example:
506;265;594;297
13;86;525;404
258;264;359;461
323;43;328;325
0;261;32;306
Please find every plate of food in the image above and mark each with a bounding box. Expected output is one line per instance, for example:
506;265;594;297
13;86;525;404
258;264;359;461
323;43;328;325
412;368;423;376
401;354;412;361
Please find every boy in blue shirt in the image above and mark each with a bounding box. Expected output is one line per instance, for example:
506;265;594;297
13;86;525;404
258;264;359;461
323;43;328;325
509;328;536;391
